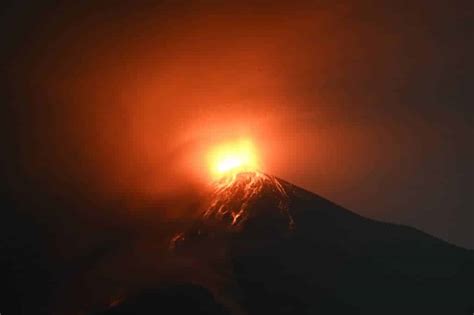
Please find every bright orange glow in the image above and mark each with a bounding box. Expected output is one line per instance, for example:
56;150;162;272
207;139;260;180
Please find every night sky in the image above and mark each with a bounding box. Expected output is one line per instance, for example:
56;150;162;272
1;0;472;273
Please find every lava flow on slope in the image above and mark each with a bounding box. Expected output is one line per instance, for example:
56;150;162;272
101;170;473;315
203;172;294;228
171;171;294;249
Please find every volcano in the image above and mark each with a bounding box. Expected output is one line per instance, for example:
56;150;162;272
101;172;473;315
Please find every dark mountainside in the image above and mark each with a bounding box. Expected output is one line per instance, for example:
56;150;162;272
99;172;473;315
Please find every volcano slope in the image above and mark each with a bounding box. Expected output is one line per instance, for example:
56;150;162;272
104;172;474;315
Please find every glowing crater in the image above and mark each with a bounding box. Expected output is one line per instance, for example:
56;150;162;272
207;138;260;180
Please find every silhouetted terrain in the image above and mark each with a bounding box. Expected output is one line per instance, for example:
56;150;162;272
100;173;474;315
1;174;472;314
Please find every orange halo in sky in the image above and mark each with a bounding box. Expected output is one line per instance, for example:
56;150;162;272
207;138;260;180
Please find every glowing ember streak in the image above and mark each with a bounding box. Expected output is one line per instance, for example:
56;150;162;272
205;171;293;228
207;139;260;180
169;171;294;249
170;138;293;249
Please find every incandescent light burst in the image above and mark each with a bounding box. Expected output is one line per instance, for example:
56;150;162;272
170;139;294;249
207;139;260;180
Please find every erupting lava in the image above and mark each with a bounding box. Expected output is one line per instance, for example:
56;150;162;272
170;139;294;249
170;171;294;249
207;139;260;181
203;138;292;228
204;172;292;228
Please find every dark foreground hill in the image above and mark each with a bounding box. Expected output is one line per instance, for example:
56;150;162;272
99;172;473;314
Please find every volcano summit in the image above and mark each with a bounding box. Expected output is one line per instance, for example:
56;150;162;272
102;172;473;315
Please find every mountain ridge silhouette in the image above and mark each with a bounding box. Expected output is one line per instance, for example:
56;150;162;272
100;172;473;315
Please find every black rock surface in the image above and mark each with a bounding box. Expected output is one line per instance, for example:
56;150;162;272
102;172;474;315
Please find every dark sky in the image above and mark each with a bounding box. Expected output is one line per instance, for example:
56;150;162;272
1;0;472;266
